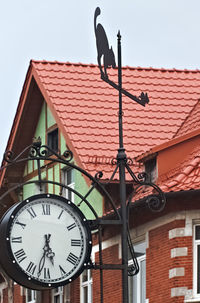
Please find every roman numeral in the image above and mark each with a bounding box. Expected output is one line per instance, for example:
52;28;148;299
67;223;76;231
11;236;22;243
42;204;50;215
58;210;64;219
44;268;51;279
67;252;78;265
59;265;66;276
71;239;81;247
27;207;37;219
14;249;27;263
15;220;26;229
26;262;36;275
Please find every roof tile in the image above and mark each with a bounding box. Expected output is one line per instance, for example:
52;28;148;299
32;60;200;178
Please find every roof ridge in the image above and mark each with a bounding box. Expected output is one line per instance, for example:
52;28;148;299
31;60;97;68
173;99;200;139
31;60;200;74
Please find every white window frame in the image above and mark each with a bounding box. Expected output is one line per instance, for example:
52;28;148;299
62;168;74;202
128;242;146;303
26;289;36;303
52;286;63;303
80;269;93;303
193;224;200;298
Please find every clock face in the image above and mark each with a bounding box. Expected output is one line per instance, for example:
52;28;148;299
0;194;92;289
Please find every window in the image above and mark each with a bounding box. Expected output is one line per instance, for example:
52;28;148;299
52;287;63;303
194;225;200;296
144;158;157;183
62;169;74;202
35;181;46;194
26;289;36;303
80;269;93;303
128;242;146;303
47;128;58;153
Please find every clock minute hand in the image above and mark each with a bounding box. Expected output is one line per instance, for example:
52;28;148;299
37;234;50;277
37;250;46;277
45;234;55;266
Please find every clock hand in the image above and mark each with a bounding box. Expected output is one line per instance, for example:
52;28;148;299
44;234;55;266
37;234;51;277
38;250;46;277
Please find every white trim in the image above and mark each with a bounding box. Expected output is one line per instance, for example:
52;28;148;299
171;247;188;258
193;224;200;299
51;286;63;303
169;267;185;279
26;289;36;303
171;287;188;297
91;234;121;261
80;269;92;303
62;168;75;202
128;241;146;303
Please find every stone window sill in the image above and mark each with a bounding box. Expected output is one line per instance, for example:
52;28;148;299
185;298;200;303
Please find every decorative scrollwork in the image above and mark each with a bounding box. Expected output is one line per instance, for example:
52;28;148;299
29;145;50;158
126;158;134;165
3;150;14;163
29;144;73;163
62;150;73;162
137;172;148;182
95;171;103;181
29;146;38;158
146;194;166;212
111;158;117;165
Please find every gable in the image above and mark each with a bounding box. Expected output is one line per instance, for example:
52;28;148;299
31;61;200;179
2;59;200;200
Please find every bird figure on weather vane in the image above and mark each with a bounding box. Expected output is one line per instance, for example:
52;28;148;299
94;7;149;106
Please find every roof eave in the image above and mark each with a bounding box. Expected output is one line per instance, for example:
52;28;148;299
136;128;200;163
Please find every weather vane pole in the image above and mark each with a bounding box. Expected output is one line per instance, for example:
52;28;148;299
117;31;123;149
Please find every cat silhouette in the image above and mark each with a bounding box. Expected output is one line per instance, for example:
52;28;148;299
94;7;116;78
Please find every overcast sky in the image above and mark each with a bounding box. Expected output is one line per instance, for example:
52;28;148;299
1;0;200;161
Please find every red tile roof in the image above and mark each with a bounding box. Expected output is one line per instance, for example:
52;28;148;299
31;60;200;180
158;146;200;192
174;100;200;138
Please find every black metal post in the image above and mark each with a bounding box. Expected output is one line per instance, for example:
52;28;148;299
117;31;129;303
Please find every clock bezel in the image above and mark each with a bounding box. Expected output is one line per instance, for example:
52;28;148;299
0;194;92;290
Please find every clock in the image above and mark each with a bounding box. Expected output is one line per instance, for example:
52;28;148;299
0;194;92;290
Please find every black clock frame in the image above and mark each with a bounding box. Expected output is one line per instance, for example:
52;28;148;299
0;193;92;290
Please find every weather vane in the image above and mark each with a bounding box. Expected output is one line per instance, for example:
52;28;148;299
94;7;165;303
94;7;149;107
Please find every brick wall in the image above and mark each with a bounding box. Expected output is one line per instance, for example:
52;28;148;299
147;219;192;303
93;244;122;303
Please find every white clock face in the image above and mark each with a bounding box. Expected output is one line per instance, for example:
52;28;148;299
8;195;92;287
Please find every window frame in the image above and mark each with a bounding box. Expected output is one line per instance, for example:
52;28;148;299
80;269;93;303
62;168;75;202
194;224;200;298
51;286;63;303
26;289;36;303
144;157;157;183
128;242;146;303
47;127;59;153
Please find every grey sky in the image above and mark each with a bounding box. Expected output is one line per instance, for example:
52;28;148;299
1;0;200;161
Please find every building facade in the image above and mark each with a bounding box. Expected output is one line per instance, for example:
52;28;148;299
1;61;200;302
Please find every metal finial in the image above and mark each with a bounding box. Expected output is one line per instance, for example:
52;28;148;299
117;30;121;40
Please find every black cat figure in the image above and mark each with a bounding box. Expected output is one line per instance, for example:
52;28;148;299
94;7;116;79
